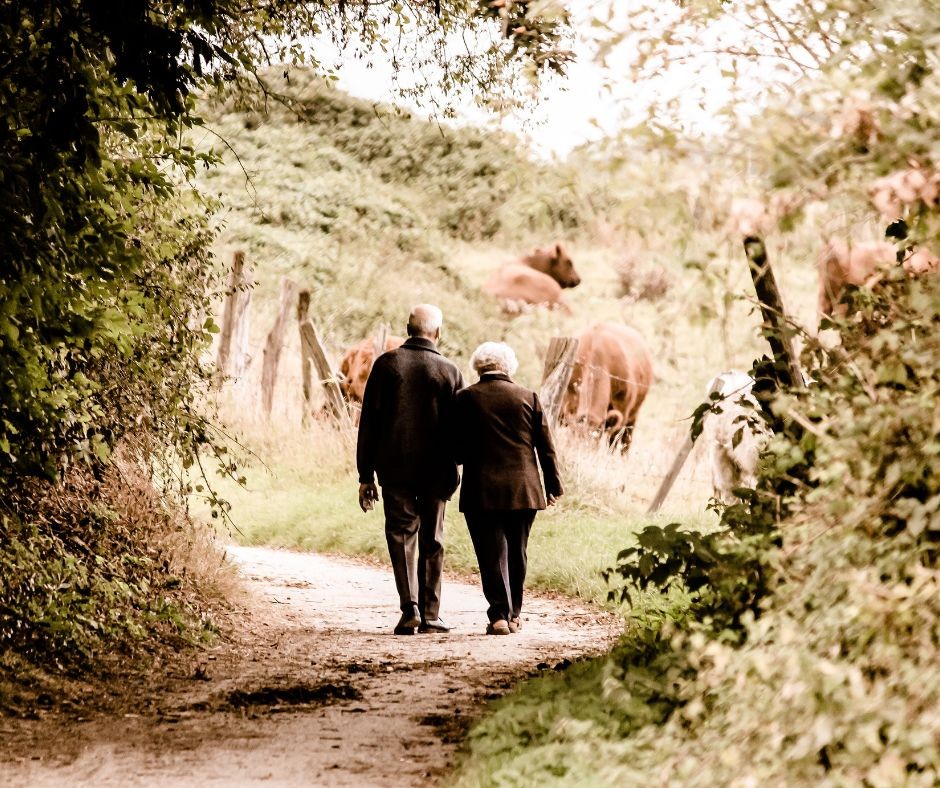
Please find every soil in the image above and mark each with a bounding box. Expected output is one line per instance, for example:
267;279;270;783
1;545;621;786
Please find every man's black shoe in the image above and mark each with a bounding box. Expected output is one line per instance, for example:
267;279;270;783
394;606;421;635
418;618;451;634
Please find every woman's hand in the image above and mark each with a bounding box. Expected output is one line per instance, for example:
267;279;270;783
547;494;558;506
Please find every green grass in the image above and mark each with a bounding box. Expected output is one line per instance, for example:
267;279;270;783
204;431;710;606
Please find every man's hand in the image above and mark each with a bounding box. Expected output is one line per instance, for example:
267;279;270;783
547;493;559;507
359;482;379;513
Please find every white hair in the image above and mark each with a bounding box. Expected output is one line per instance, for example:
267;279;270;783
407;303;443;337
470;341;519;377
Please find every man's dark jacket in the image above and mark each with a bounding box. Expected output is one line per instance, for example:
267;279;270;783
453;372;563;513
357;336;464;500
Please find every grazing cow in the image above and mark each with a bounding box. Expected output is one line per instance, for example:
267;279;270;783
561;322;653;451
818;239;938;317
703;371;769;504
903;247;940;275
483;264;571;314
726;197;773;238
338;334;405;408
869;167;940;220
518;243;581;288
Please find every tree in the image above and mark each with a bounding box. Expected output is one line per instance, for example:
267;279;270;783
0;0;573;487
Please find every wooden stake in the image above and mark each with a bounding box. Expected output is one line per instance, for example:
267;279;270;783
647;376;725;514
216;250;252;379
299;318;349;427
260;278;297;417
743;236;804;388
539;337;578;425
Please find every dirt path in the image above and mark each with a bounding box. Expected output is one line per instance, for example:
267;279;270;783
1;545;620;786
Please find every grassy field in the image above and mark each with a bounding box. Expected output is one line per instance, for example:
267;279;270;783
202;414;713;606
191;75;824;603
183;58;938;788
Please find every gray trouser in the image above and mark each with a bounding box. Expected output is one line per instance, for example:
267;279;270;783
464;509;536;623
382;486;446;619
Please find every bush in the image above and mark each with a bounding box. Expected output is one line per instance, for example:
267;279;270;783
0;451;232;679
454;272;940;786
615;255;672;302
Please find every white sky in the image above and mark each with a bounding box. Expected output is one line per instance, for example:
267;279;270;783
314;3;767;160
306;3;726;156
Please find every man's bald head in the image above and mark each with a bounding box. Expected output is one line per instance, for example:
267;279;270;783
407;304;443;341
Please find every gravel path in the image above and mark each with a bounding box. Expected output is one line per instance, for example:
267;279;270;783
1;545;620;787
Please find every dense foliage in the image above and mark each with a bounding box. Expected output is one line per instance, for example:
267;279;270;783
0;1;573;673
454;1;940;784
457;265;940;788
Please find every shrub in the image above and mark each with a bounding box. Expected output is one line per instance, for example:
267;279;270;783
615;256;672;302
0;450;233;681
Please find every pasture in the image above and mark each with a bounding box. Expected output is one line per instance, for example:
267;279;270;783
194;76;828;601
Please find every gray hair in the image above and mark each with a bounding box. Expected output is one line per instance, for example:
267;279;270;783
470;341;519;377
407;303;443;337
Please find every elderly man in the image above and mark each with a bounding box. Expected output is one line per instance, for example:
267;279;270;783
453;342;563;635
356;304;464;635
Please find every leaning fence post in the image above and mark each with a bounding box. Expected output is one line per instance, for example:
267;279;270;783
216;250;253;380
647;376;725;514
539;337;578;425
743;236;804;388
298;312;349;427
260;278;297;417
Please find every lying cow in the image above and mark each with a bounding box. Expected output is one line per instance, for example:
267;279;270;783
818;238;939;317
483;242;581;313
339;334;405;409
561;322;653;451
483;264;572;314
703;371;769;504
518;242;581;288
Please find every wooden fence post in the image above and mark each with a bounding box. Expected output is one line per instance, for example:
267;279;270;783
299;320;349;426
743;236;804;388
647;376;725;514
216;250;253;380
260;278;297;417
297;307;349;427
297;290;314;414
539;337;578;425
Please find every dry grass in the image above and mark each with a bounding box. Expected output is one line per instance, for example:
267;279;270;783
614;255;672;302
111;452;243;606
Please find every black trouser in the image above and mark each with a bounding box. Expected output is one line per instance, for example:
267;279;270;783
464;509;536;624
382;486;446;620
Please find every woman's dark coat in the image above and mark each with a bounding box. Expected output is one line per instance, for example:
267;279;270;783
453;372;563;512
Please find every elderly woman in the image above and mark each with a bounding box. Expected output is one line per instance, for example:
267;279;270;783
453;342;563;635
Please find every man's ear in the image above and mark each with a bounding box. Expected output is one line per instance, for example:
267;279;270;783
434;326;442;342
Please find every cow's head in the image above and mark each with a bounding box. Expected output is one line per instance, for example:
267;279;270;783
547;242;581;288
561;364;633;451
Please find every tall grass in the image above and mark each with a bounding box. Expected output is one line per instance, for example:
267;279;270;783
201;395;712;607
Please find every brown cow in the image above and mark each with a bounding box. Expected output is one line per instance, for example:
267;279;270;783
483;264;572;314
561;322;653;451
339;334;405;408
518;243;581;288
818;239;938;317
